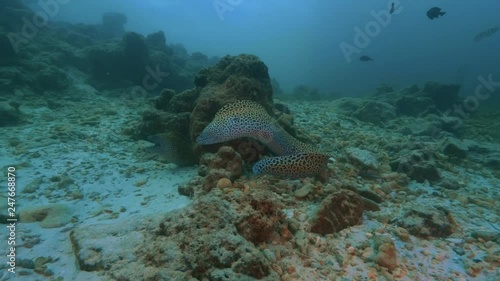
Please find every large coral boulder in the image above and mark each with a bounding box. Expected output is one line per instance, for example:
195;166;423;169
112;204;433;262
423;82;460;111
132;54;275;166
88;32;148;87
189;54;274;141
309;190;364;235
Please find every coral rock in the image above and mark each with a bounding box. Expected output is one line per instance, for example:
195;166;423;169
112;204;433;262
401;206;453;238
236;192;285;244
372;234;399;271
309;190;364;235
346;147;380;170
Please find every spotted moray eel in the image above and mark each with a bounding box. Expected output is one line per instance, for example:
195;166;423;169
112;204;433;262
196;100;329;177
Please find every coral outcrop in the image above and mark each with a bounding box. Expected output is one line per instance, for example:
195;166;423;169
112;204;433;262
70;188;286;280
131;54;308;167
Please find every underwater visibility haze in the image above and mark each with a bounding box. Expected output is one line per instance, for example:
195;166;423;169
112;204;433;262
0;0;499;280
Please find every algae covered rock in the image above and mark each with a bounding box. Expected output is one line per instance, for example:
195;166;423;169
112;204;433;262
309;190;364;235
236;191;285;244
197;146;243;193
371;234;399;271
19;204;73;228
400;206;453;238
138;197;275;280
34;65;70;92
389;147;441;183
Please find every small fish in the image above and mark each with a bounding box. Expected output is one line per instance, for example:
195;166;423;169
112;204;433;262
145;133;194;166
474;26;499;42
389;2;395;14
426;7;446;20
359;55;373;62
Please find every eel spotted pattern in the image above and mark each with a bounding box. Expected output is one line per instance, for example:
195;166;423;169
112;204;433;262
196;100;329;177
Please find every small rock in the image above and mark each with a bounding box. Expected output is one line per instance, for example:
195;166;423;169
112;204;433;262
453;247;465;256
392;227;410;242
346;148;379;170
372;235;398;271
438;176;462;190
442;138;468;159
400;206;453;238
294;183;313;198
19;204;73;228
22;178;42;193
471;230;499;242
358;189;384;203
359;197;380;212
216;178;232;189
134;178;148;187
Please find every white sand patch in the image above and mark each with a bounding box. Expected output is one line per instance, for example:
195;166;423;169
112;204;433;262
0;81;195;280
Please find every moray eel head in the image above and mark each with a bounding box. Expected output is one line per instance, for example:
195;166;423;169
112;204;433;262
197;100;329;178
196;100;273;145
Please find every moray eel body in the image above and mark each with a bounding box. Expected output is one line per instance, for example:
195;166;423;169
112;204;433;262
197;100;329;177
253;153;329;178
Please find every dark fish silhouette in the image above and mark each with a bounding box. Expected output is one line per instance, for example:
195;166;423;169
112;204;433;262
359;56;373;62
474;26;499;42
390;2;395;14
426;7;446;20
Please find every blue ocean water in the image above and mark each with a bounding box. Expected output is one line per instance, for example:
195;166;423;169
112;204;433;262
40;0;500;96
